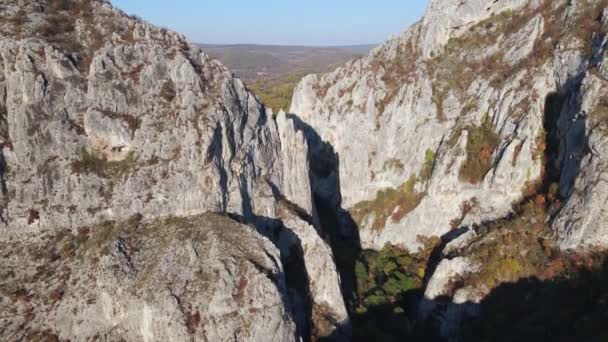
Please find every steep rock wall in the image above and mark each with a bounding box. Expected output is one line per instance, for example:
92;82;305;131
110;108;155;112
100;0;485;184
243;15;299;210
0;0;349;339
291;0;608;252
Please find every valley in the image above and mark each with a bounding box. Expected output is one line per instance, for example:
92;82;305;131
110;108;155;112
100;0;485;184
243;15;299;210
202;44;375;112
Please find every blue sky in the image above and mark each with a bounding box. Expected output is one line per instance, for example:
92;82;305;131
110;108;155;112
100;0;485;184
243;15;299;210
109;1;428;46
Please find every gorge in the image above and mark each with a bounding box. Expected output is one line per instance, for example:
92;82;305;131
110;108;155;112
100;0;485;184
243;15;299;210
2;0;608;341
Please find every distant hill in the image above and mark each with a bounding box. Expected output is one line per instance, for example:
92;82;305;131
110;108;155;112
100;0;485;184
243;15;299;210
199;44;377;82
199;44;377;112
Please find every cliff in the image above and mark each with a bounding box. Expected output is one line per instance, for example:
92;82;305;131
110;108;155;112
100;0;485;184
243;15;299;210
290;0;608;339
0;0;348;340
291;0;608;252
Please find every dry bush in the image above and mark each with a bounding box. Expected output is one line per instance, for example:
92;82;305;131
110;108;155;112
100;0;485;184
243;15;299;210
459;120;500;184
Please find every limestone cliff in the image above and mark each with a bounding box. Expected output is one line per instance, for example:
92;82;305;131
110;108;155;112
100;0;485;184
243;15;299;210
1;214;296;341
290;0;608;339
0;0;348;340
291;0;608;252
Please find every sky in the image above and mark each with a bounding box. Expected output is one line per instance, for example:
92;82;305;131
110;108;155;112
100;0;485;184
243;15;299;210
109;1;428;46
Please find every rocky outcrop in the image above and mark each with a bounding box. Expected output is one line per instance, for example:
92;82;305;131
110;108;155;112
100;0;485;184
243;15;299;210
274;200;350;338
290;0;608;252
0;0;349;340
419;257;482;339
0;0;281;233
419;0;530;58
0;214;297;342
276;110;315;216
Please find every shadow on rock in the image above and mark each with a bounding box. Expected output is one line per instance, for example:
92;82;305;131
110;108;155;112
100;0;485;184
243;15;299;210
415;254;608;342
286;114;362;307
228;212;313;342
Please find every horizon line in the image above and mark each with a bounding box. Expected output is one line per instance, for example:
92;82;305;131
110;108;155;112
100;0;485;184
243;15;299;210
196;42;380;48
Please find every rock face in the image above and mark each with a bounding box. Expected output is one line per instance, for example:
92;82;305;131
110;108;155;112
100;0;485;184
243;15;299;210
553;47;608;249
1;0;279;233
290;0;608;252
0;214;297;342
0;0;348;340
288;1;608;338
419;0;531;58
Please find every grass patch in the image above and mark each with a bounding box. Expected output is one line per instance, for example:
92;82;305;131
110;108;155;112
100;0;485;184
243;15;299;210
352;150;438;231
351;175;424;232
71;149;137;180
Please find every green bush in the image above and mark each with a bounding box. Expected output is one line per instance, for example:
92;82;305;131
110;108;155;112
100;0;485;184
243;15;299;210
352;238;439;340
420;149;435;181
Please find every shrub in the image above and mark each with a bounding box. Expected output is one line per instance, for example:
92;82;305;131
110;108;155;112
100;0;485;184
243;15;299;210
186;311;201;335
376;40;417;115
352;148;441;231
356;241;436;307
548;182;560;201
450;199;476;228
27;209;40;224
459;119;500;184
573;0;608;56
420;149;435;181
99;110;142;134
463;199;550;291
122;64;145;84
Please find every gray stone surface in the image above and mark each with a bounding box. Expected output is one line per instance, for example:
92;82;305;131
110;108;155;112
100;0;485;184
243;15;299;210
553;35;608;249
290;0;608;252
0;214;297;342
0;0;349;339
